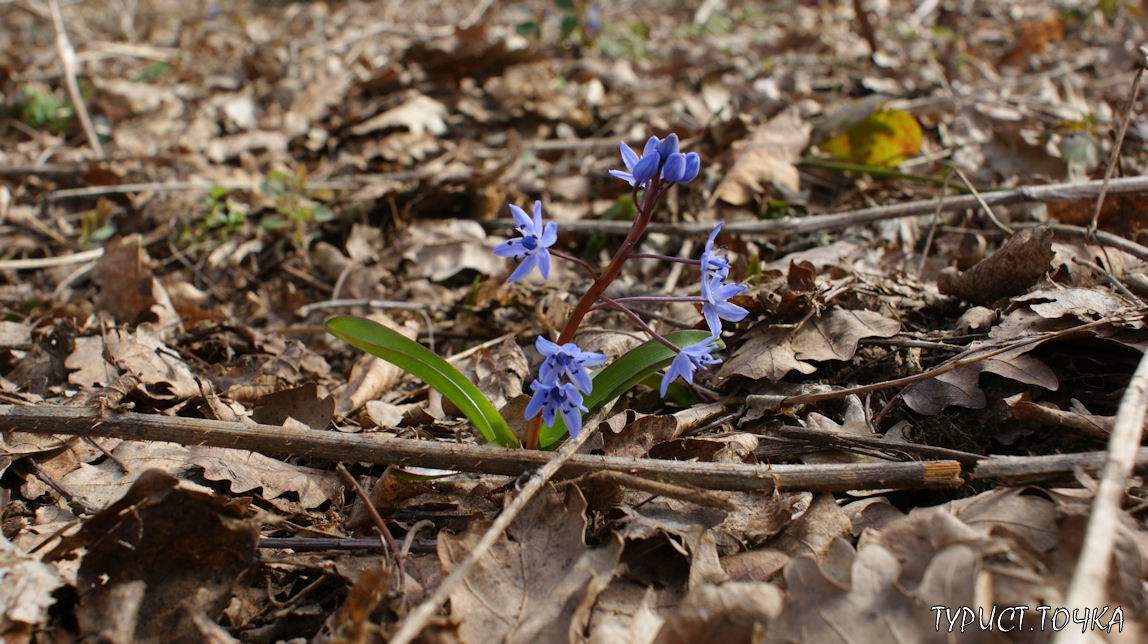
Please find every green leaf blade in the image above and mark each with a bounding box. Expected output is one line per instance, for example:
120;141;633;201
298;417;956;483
325;317;520;447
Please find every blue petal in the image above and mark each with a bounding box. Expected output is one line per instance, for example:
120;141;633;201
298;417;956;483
661;153;685;182
680;153;700;183
506;254;537;282
619;142;638;172
642;136;660;157
537;247;551;279
609;170;636;186
531;200;544;233
656;133;680;158
493;239;523;258
508;203;533;231
540;221;558;247
536;336;560;357
632;152;661;185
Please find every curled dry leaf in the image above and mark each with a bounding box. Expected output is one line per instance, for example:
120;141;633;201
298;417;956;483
713;108;810;206
46;470;259;644
0;533;64;638
719;308;900;382
936;225;1053;305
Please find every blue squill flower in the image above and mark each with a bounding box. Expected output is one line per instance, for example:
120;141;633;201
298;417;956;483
535;337;606;394
700;274;747;337
660;337;721;396
652;134;700;184
493;200;557;282
699;223;731;283
525;378;589;436
609;137;661;187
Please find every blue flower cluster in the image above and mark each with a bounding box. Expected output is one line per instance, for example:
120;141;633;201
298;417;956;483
609;134;701;188
524;337;605;437
496;133;747;439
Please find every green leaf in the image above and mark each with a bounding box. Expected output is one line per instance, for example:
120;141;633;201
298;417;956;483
516;20;541;37
538;331;720;448
554;0;575;10
326;317;520;447
559;14;579;41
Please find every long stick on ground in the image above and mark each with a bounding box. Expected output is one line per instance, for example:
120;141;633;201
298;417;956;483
1053;349;1148;644
0;405;961;492
482;175;1148;236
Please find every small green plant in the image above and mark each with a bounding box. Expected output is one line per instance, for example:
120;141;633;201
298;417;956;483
79;198;117;247
516;0;600;45
331;133;743;451
8;85;73;134
134;62;173;83
259;166;334;246
190;185;247;242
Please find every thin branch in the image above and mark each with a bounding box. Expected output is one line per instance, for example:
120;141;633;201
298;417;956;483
1088;46;1148;236
948;163;1014;234
0;248;104;270
47;0;103;158
1054;346;1148;644
481;176;1148;236
0;405;962;493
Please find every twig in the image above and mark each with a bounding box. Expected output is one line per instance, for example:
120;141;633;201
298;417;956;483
387;411;603;644
480;176;1148;236
335;464;401;579
1088;46;1148;236
948;164;1013;234
0;248;104;270
47;0;103;158
0;405;962;493
1053;346;1148;644
1021;221;1148;264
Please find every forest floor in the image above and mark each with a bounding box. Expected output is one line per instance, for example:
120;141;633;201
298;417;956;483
2;0;1148;642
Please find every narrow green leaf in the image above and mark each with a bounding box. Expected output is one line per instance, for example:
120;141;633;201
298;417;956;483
538;331;720;448
326;317;520;447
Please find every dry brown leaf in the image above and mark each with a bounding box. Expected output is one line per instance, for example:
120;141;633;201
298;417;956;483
719;308;900;382
438;485;623;643
348;93;448;137
1005;396;1113;439
653;582;784;644
55;440;340;511
1014;286;1134;320
800;395;880;465
766;544;936;643
0;533;65;638
102;327;199;399
251;382;335;430
902;342;1058;415
47;470;258;644
936;226;1054;305
714;108;810;205
772;492;851;561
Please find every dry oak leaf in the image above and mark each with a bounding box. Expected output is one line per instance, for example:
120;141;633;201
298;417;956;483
902;341;1058;415
0;533;64;637
437;484;623;644
713;108;811;206
719;308;900;382
46;470;258;644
